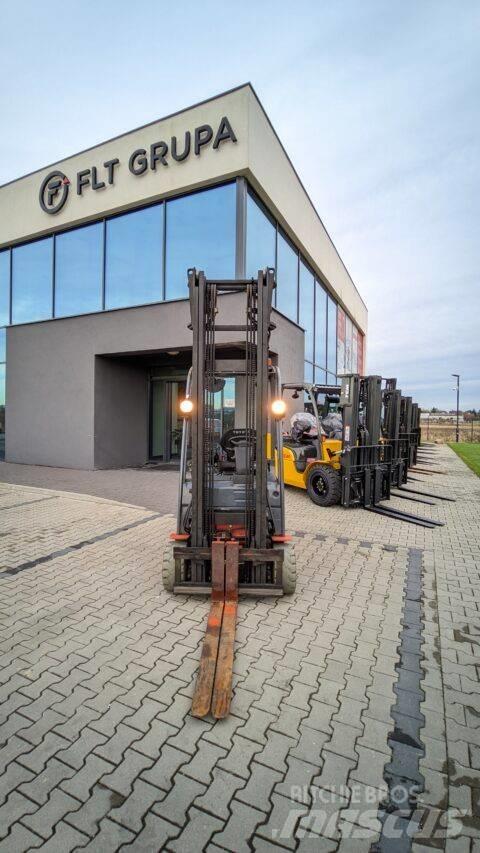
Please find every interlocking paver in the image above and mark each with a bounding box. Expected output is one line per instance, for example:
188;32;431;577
64;783;125;837
193;767;244;819
74;816;135;851
130;718;178;760
167;806;223;852
118;810;178;851
254;792;308;849
153;772;206;826
180;740;226;785
18;758;75;806
0;791;38;840
16;732;69;775
217;734;263;779
61;754;114;801
55;726;108;770
22;789;80;841
212;798;266;852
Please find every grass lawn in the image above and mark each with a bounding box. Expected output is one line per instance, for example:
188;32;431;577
449;443;480;477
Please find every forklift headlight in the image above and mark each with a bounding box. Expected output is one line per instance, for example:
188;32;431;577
271;399;286;418
180;398;194;415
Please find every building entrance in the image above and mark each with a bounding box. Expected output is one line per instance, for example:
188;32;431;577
149;373;237;462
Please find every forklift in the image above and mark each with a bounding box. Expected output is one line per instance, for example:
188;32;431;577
381;379;455;506
282;375;445;527
281;382;343;506
282;376;391;509
381;378;407;488
164;268;296;719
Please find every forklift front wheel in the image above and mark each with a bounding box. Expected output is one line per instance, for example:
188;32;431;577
162;539;186;592
279;542;297;595
306;464;342;507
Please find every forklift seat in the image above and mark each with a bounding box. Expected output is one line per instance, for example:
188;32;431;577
283;439;317;473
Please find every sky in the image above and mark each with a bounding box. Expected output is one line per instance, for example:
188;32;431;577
0;0;478;409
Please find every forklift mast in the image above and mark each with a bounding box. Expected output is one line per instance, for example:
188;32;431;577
381;379;405;487
339;374;391;507
187;267;276;553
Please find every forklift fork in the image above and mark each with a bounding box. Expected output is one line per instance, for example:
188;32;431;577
192;540;239;719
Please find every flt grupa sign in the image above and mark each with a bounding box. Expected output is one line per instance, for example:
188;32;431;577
39;116;237;215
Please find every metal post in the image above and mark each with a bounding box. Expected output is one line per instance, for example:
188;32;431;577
452;374;460;442
235;178;247;279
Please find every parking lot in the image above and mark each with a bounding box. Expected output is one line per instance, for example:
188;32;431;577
1;445;479;851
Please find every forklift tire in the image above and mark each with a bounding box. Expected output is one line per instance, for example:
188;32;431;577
306;464;342;507
279;542;297;595
162;540;185;592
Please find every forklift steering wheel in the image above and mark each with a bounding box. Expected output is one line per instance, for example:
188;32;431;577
220;429;255;452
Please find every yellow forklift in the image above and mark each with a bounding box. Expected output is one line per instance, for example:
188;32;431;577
282;382;343;506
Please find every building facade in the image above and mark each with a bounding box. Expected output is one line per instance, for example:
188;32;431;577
0;84;367;468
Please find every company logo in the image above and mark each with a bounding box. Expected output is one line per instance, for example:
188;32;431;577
39;170;70;214
38;115;237;213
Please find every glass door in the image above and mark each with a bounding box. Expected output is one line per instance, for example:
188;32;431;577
149;379;187;461
169;380;186;459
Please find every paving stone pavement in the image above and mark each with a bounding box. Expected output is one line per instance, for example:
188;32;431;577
0;445;479;851
0;462;179;515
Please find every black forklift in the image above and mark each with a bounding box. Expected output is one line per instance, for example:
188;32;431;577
164;268;296;719
339;375;446;526
382;378;455;507
381;378;408;488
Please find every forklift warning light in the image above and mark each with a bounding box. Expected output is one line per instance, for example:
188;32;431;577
180;398;194;415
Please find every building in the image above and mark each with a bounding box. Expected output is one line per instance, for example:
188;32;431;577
0;84;367;469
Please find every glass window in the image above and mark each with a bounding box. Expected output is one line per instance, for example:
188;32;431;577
150;380;165;458
299;261;314;362
357;330;364;375
55;223;103;317
0;328;5;362
105;205;163;310
276;231;298;321
166;184;236;300
222;377;236;432
12;238;53;324
304;361;314;383
246;193;276;279
315;281;327;369
0;363;5;460
337;307;346;375
0;251;10;326
315;366;327;384
327;296;337;375
345;315;353;372
351;327;358;373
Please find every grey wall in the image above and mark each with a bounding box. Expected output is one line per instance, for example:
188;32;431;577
6;298;195;469
94;357;148;469
6;294;304;469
